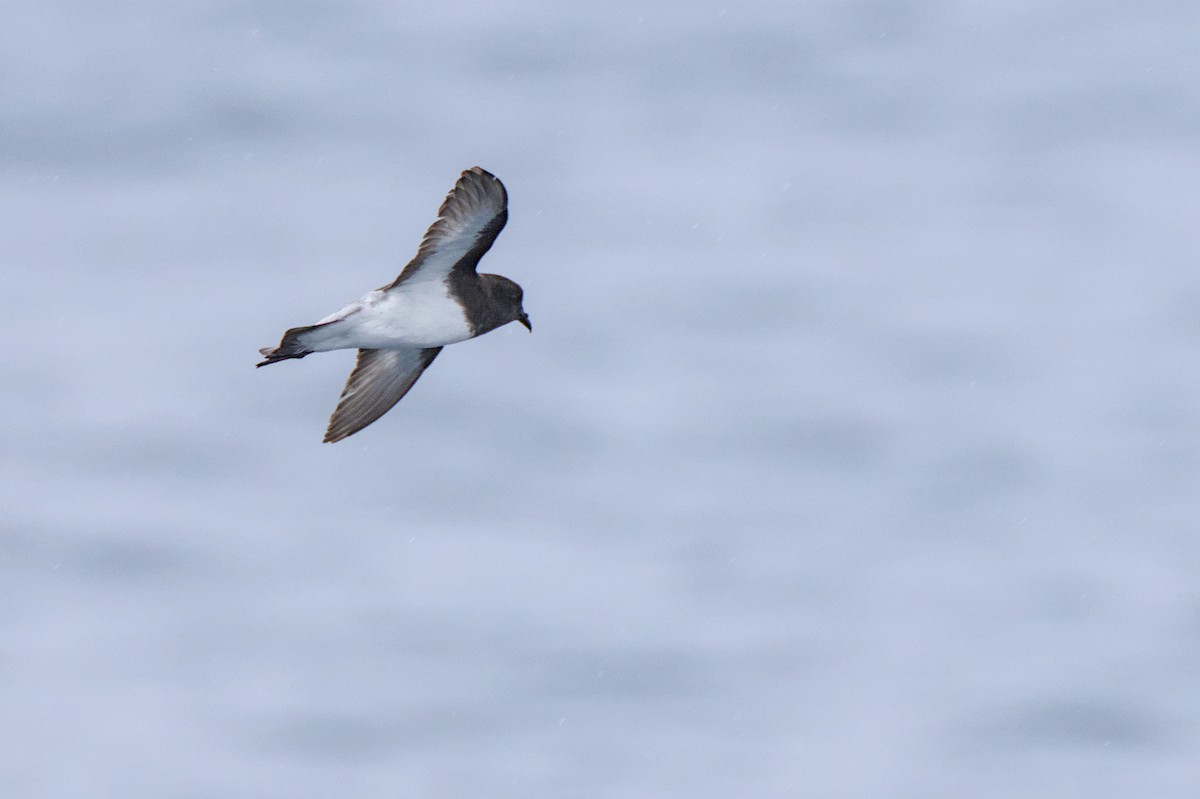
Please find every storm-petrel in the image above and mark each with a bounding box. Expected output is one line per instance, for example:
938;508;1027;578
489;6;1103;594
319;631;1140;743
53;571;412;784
257;167;530;442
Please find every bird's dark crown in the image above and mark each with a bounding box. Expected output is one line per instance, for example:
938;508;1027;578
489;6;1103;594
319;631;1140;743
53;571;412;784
481;274;525;318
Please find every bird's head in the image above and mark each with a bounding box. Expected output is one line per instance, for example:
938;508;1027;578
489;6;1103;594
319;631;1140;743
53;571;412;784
486;275;531;332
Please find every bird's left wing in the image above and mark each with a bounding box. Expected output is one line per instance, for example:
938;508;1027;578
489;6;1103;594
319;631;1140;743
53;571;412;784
323;347;442;442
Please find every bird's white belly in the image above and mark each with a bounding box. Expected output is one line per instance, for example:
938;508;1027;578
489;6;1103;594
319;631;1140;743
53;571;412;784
311;285;473;351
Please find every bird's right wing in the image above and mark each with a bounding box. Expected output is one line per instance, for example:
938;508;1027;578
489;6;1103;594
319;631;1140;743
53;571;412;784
323;347;442;442
385;167;508;289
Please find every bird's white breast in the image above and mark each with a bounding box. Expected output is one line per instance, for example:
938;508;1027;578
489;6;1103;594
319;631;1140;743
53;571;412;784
313;282;473;351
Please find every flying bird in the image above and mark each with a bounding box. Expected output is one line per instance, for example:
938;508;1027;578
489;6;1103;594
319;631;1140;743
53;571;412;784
257;167;530;442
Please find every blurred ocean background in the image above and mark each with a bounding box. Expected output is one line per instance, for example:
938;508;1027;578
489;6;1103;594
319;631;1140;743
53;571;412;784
2;1;1199;796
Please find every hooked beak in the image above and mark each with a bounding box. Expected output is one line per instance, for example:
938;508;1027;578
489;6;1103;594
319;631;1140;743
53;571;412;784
517;312;532;332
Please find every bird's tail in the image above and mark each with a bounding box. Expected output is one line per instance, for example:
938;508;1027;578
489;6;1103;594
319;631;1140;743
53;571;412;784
256;324;323;367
